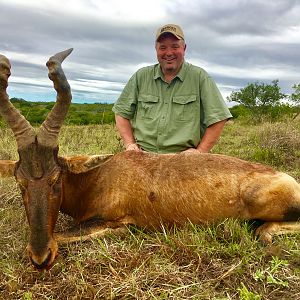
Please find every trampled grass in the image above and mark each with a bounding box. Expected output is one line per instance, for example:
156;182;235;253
1;120;300;299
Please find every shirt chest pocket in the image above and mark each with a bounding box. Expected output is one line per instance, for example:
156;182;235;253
172;95;198;121
137;94;159;119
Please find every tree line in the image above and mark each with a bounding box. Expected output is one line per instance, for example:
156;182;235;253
228;81;300;122
0;98;115;126
1;82;299;127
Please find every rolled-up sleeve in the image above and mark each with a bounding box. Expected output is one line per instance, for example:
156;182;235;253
112;73;138;120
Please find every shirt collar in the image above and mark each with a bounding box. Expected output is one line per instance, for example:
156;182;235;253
154;61;188;82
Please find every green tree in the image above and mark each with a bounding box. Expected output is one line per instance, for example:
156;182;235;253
289;83;300;120
290;83;300;104
227;82;260;109
227;80;287;121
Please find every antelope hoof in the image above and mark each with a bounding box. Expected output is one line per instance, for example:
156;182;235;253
255;224;274;244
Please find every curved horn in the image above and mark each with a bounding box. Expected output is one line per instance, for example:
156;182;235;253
37;48;73;147
0;55;35;149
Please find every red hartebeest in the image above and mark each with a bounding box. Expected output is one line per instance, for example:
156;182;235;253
1;50;300;271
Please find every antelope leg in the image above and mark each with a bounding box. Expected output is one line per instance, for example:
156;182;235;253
255;221;300;243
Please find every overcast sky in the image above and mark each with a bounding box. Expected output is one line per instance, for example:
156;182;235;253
1;0;299;104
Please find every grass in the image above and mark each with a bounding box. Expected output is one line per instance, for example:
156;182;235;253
1;120;300;299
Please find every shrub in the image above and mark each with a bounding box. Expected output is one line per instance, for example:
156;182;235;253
250;122;300;168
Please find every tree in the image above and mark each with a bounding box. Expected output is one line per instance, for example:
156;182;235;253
227;82;260;109
227;80;286;108
290;83;300;105
288;83;300;120
227;80;287;121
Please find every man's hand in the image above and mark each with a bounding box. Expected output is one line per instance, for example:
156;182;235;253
181;148;203;154
125;143;141;151
115;115;141;151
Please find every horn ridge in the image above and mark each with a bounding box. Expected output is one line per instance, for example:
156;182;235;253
37;49;73;147
0;54;35;149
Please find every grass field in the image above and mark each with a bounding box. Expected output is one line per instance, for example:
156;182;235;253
1;120;300;299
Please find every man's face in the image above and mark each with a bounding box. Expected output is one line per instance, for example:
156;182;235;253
155;34;186;76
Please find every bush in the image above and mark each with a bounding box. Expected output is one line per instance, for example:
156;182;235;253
230;104;296;123
229;105;251;119
250;122;300;168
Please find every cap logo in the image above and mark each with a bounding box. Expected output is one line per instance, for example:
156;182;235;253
161;26;177;34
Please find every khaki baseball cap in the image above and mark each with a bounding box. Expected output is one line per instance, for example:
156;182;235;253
156;24;184;41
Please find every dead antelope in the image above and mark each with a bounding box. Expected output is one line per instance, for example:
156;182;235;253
1;50;300;271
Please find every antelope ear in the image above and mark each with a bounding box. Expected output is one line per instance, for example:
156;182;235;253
0;160;17;177
58;154;114;174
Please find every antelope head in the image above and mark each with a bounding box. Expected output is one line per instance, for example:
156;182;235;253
0;49;73;270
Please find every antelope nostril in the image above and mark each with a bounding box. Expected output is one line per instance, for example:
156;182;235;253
30;250;52;270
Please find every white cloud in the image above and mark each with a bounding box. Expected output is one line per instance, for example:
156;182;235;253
1;0;300;102
191;58;299;82
5;0;167;24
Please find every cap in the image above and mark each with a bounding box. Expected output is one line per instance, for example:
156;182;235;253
156;24;184;41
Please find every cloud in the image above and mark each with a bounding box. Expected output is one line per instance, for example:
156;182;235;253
1;0;300;103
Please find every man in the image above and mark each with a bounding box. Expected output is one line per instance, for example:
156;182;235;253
113;24;232;154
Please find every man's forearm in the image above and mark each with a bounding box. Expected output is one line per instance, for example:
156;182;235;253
115;114;140;150
197;119;227;153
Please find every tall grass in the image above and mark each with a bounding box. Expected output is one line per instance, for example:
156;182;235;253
1;121;300;299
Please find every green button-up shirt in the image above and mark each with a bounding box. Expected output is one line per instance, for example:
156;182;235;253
113;61;232;153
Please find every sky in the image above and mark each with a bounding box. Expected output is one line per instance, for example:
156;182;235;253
0;0;300;105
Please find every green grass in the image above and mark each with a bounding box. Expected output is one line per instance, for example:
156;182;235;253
1;120;300;299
